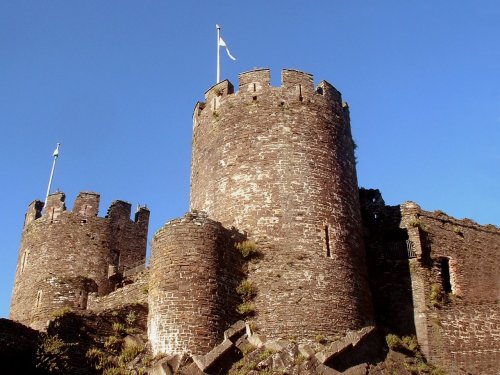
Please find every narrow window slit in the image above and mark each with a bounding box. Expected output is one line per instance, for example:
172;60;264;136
299;84;303;101
21;251;29;273
35;290;42;308
325;225;331;258
253;83;256;92
439;257;453;294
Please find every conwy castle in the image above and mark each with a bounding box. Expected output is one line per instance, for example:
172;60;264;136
8;69;500;374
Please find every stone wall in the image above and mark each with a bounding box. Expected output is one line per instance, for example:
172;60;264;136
414;209;500;374
148;212;244;356
190;69;373;341
10;191;149;331
87;270;149;313
360;188;500;374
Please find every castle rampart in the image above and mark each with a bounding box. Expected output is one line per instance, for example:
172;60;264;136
190;69;373;341
148;212;243;356
10;191;149;331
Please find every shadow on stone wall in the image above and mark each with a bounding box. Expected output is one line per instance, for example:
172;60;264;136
360;188;417;337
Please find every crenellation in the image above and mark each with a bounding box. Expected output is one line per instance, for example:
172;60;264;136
44;191;66;221
73;191;100;217
316;80;342;103
281;68;314;100
238;68;270;93
106;200;132;222
24;200;44;227
204;79;234;112
197;69;350;121
134;205;150;224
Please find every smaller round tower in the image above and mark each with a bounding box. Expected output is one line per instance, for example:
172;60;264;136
148;212;243;356
10;191;150;330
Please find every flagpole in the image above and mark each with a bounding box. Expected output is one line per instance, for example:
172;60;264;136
216;24;221;83
45;143;60;206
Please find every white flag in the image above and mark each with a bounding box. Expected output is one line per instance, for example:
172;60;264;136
219;37;236;61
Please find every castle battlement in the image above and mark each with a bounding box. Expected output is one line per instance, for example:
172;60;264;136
24;191;149;228
195;69;345;124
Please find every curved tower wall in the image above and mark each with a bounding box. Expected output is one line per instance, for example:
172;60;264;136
190;69;373;340
10;191;149;330
148;212;242;356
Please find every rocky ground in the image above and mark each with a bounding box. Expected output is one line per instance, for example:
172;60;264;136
1;309;444;375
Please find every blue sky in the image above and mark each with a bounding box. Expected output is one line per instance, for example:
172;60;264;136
1;1;499;318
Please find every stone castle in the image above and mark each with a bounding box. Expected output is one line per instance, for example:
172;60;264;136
9;69;500;374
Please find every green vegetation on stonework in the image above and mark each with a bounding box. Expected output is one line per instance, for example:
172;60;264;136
36;335;70;373
235;240;259;258
430;283;444;308
126;310;137;326
112;322;126;335
385;334;445;375
104;336;123;353
50;306;72;319
236;279;257;301
237;302;256;316
408;218;428;232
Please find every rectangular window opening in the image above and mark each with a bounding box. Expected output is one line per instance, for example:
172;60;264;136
325;225;331;258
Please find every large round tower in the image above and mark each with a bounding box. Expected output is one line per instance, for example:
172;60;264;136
10;191;149;330
190;69;373;341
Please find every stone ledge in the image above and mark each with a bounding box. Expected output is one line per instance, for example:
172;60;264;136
224;320;246;340
147;354;181;375
192;338;233;372
316;326;376;364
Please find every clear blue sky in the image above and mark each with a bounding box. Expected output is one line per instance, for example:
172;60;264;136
1;1;499;318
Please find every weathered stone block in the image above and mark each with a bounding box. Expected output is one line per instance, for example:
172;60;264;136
224;320;246;341
192;338;233;372
248;334;265;348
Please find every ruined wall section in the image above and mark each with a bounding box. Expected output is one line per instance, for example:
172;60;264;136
412;209;500;374
10;191;149;331
87;270;149;313
190;69;373;341
360;189;500;374
148;212;243;356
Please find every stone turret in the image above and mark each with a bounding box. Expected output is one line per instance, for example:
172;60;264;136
10;191;149;331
